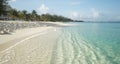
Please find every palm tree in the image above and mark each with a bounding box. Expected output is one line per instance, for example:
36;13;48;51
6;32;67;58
31;10;37;21
0;0;8;16
22;10;27;20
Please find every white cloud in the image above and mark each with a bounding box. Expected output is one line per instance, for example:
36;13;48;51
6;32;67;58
69;12;83;20
67;8;101;21
70;12;79;19
38;4;49;14
71;2;81;5
91;8;100;19
71;12;79;18
10;0;16;2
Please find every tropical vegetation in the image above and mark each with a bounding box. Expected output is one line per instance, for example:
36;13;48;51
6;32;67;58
0;0;73;22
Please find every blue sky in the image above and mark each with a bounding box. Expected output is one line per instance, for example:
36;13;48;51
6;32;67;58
9;0;120;21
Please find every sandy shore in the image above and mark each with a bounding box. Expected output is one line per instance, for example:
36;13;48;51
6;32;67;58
0;26;61;64
0;21;66;51
0;27;52;51
0;21;76;64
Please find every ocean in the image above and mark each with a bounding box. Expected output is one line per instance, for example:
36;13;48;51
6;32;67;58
51;22;120;64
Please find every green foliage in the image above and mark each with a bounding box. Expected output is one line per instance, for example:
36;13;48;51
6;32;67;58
0;0;9;16
40;14;73;22
9;9;18;17
8;9;72;22
31;10;37;21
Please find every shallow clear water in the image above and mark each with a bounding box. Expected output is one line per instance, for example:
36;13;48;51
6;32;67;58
51;22;120;64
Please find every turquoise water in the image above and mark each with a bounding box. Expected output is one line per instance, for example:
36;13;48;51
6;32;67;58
51;22;120;64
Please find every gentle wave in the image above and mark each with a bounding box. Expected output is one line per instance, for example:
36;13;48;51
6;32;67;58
50;28;111;64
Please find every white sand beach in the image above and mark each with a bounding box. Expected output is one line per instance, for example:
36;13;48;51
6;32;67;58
0;21;64;64
0;27;52;51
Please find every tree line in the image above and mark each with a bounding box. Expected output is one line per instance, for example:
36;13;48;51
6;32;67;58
0;0;73;22
8;9;73;22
